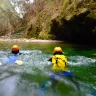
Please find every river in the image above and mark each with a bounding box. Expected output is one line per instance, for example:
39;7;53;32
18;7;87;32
0;41;96;96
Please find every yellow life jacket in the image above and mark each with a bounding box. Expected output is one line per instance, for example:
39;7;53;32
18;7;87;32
52;55;68;72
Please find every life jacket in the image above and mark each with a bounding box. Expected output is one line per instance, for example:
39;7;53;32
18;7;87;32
52;55;68;72
3;52;22;64
3;55;18;64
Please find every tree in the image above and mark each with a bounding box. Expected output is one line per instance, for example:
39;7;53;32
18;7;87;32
0;0;21;35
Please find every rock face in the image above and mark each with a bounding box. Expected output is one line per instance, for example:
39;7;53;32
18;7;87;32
1;0;95;44
49;1;96;44
50;9;96;44
24;0;96;44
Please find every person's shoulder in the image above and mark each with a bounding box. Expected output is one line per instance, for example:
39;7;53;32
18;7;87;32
61;54;67;58
56;54;67;58
17;52;25;56
18;52;22;55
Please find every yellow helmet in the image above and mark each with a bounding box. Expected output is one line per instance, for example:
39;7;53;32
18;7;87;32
12;45;20;51
54;47;62;53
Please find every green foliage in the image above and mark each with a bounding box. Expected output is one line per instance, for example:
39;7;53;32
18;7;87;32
0;0;21;36
1;0;96;44
38;31;50;40
25;24;41;39
60;0;69;13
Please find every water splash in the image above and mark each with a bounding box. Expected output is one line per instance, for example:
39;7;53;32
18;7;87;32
0;49;95;96
68;56;96;66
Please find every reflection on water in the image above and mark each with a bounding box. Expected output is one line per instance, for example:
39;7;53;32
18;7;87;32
0;42;96;96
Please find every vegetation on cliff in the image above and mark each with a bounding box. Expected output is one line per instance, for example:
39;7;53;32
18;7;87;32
0;0;96;44
0;0;21;36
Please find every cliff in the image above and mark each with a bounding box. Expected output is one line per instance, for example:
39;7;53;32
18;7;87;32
1;0;96;44
23;0;96;44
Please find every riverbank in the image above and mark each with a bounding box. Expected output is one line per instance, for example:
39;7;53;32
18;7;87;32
0;38;64;43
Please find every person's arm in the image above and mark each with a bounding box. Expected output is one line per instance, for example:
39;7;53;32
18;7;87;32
48;57;52;62
47;57;52;65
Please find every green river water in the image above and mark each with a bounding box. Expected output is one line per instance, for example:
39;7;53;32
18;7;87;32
0;41;96;96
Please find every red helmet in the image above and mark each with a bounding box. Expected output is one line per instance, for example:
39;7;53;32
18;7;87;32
54;47;62;53
12;45;20;51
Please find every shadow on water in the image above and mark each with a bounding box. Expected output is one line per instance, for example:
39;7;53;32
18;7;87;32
0;42;96;96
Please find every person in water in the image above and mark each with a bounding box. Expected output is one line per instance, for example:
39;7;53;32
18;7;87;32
2;45;23;65
48;47;73;77
48;47;68;72
39;47;73;91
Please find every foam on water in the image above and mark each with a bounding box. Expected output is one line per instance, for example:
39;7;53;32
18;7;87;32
68;56;96;66
0;50;96;96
